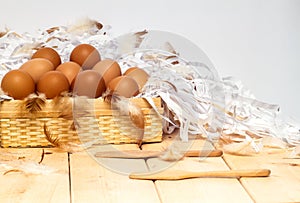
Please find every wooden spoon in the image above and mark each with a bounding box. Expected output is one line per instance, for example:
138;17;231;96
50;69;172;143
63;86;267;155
129;169;271;180
95;149;223;159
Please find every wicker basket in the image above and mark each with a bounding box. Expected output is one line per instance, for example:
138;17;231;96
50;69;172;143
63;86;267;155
0;97;162;147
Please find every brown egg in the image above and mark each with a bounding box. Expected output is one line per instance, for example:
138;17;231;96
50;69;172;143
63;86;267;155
1;70;35;99
20;58;54;83
92;59;121;86
124;67;149;90
70;44;101;70
107;76;139;98
31;47;61;68
56;62;81;85
123;67;138;75
37;71;70;99
72;70;105;98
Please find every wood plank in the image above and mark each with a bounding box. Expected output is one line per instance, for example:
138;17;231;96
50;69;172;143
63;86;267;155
145;138;253;203
0;148;69;203
223;149;300;203
70;147;160;203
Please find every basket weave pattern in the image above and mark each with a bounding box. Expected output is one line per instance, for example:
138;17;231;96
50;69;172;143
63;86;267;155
0;98;162;147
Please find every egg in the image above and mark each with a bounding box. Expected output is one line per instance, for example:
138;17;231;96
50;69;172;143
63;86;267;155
70;44;101;70
107;76;139;98
124;67;149;90
1;70;35;99
37;71;70;99
20;58;54;83
31;47;61;68
92;59;121;86
123;67;137;75
56;62;81;85
72;70;105;98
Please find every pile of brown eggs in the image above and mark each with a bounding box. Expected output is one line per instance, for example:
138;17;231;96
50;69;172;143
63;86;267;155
1;44;149;99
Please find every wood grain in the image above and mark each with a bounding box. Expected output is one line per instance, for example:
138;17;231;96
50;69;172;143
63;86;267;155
69;149;160;203
0;148;69;203
223;149;300;203
144;138;253;203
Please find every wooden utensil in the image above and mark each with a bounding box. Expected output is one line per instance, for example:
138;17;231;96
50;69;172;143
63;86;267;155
129;169;271;180
95;149;223;159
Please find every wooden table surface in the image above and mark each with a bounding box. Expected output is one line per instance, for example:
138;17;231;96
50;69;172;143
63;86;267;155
0;136;300;203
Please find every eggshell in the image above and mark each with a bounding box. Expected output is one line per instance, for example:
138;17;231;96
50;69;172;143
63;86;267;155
124;67;149;90
92;59;121;86
123;67;138;75
1;70;35;99
107;76;139;98
37;71;70;99
20;58;54;83
31;47;61;68
56;62;81;85
72;70;105;98
70;44;101;70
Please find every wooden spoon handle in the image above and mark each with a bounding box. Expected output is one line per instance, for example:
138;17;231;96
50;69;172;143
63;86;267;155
184;150;223;157
190;169;271;178
95;149;223;159
129;169;271;180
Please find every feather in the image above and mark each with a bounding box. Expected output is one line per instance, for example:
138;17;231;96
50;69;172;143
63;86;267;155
69;121;77;131
52;94;85;131
11;42;42;57
67;18;103;34
128;101;145;129
0;28;9;38
24;93;46;114
3;169;23;175
52;94;73;120
107;95;145;148
2;161;57;175
143;97;178;134
134;30;148;48
128;101;145;148
43;123;82;153
262;137;288;149
116;30;148;55
102;88;114;103
46;26;60;34
164;42;177;55
44;123;60;147
0;148;57;175
159;141;185;161
159;147;183;161
38;149;45;164
220;138;262;156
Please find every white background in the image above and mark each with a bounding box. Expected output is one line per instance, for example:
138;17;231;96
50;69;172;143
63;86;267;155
1;0;300;120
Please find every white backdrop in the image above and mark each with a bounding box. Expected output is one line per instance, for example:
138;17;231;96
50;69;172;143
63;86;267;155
1;0;300;120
